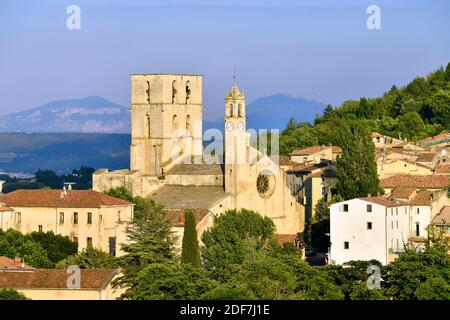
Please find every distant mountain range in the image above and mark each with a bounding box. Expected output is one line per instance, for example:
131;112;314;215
0;96;130;133
0;94;325;134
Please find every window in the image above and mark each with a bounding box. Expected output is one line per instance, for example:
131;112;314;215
109;237;116;256
396;221;399;229
16;212;21;224
416;223;420;236
229;104;234;117
391;221;393;229
117;210;122;222
59;212;64;224
73;212;78;224
344;242;349;250
186;115;191;136
145;114;151;138
367;222;372;230
99;215;103;224
238;103;243;117
367;204;372;213
416;208;420;215
38;225;43;232
396;239;399;252
87;237;93;248
146;81;151;103
343;204;349;212
396;208;398;215
73;236;78;244
87;212;92;224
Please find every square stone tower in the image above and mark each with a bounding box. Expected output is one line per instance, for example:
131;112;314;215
130;74;203;176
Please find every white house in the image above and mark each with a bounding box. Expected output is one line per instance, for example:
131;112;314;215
330;196;411;265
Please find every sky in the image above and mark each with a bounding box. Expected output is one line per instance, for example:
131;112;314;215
0;0;449;120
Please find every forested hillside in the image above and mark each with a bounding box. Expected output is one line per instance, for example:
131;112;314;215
280;62;450;155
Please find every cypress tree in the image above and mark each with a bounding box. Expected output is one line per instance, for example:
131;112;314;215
335;121;380;200
181;209;201;267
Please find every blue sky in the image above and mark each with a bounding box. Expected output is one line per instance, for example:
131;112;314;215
0;0;449;120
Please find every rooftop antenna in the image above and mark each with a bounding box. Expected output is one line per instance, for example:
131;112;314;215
64;182;76;191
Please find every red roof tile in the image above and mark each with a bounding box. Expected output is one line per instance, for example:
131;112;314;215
380;175;450;189
358;196;408;207
0;257;35;271
0;190;132;208
0;269;118;289
431;206;450;225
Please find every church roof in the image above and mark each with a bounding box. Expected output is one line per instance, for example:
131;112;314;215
166;163;224;176
148;185;228;210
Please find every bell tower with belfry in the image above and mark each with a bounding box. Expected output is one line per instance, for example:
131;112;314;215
224;81;249;194
129;74;203;176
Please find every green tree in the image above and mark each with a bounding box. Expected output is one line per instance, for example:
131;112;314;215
0;288;29;300
56;246;117;269
334;121;380;200
0;229;52;268
181;209;201;267
112;199;177;299
128;264;217;300
28;231;78;265
201;209;275;280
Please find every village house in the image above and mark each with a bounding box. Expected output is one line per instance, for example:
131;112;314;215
0;189;134;256
0;256;122;300
330;187;450;265
380;174;450;194
377;159;434;179
289;145;341;165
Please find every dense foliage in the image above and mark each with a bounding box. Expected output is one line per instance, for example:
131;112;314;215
0;229;78;268
279;62;450;154
0;288;29;300
56;246;117;269
181;209;201;267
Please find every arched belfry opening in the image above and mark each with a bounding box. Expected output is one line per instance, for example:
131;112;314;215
146;81;151;103
172;114;178;135
172;80;177;103
229;104;234;117
185;81;191;103
238;103;243;118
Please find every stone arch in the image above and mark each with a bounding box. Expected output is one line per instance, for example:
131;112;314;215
172;114;178;136
172;80;177;103
228;104;234;117
185;81;191;104
238;103;243;117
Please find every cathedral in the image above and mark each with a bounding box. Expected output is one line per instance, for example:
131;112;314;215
93;74;305;237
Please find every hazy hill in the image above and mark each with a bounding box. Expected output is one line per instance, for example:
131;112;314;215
0;96;130;133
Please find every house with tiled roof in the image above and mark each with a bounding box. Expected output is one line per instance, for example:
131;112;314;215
0;189;134;256
0;265;122;300
330;195;411;265
380;174;450;193
0;256;35;272
377;159;434;179
289;145;341;165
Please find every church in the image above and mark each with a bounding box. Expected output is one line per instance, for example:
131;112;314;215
93;74;305;239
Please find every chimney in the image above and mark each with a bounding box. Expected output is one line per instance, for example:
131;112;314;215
179;214;185;225
14;257;22;268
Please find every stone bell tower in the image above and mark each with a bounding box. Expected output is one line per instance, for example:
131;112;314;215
129;74;203;176
224;83;249;194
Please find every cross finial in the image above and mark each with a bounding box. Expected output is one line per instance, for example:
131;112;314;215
233;66;237;84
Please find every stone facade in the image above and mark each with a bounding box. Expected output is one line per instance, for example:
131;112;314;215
93;74;305;239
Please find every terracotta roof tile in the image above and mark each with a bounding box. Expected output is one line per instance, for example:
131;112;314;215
409;190;434;206
0;257;35;271
416;153;438;163
358;196;408;207
289;146;341;156
435;164;450;174
380;175;450;189
389;187;416;199
0;269;118;289
432;206;450;225
166;208;210;227
0;190;132;208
